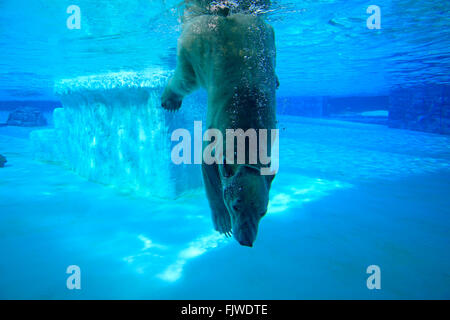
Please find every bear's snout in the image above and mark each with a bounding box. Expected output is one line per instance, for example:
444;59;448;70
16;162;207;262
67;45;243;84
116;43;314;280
234;220;257;247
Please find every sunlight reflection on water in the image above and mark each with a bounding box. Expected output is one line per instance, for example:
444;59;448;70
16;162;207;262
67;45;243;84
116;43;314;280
120;175;350;282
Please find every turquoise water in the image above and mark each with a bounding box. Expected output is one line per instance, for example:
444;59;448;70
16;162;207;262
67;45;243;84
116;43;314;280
0;0;449;99
0;0;449;299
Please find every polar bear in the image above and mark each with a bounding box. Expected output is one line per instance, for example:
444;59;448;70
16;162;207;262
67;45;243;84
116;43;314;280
161;0;278;247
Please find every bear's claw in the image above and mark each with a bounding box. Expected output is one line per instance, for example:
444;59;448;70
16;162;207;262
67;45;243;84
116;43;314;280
214;213;232;237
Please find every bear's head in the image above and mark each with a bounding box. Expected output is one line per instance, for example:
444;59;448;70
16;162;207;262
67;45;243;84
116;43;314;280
219;160;275;247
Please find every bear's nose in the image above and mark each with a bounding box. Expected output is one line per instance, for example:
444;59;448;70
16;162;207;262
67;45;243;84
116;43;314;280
238;238;253;247
234;221;257;247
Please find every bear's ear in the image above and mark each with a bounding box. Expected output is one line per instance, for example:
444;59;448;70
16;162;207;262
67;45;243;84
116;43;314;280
265;173;275;186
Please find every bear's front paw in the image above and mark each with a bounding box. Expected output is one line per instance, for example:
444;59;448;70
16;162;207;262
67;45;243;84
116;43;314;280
161;93;182;112
213;211;232;237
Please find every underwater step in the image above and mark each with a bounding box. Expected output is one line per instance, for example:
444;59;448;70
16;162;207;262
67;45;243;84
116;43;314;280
31;71;206;198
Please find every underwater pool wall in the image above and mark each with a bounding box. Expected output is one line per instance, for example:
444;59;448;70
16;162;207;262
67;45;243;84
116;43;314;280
30;70;205;198
389;85;450;135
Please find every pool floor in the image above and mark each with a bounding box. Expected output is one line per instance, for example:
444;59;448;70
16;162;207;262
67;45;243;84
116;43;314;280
0;116;449;299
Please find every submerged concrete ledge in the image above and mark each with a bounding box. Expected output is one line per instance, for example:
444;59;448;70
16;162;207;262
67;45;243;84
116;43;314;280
31;71;205;199
54;69;172;94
